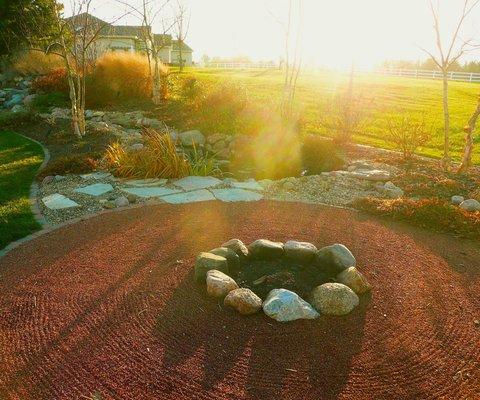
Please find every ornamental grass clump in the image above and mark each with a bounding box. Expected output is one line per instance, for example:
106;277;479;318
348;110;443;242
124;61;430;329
104;129;190;179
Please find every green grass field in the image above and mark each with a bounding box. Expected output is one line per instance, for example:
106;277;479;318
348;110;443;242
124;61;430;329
0;131;43;250
191;68;480;164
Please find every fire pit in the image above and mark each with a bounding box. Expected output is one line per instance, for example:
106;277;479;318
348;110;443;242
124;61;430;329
194;238;371;322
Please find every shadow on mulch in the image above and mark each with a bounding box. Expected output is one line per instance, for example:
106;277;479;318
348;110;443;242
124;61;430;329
155;272;369;400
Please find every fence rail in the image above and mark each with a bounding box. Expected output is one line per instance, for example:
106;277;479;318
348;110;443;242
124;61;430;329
202;63;480;83
204;62;278;70
374;68;480;83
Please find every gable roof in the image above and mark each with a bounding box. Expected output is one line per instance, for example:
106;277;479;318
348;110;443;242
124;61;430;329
154;34;172;47
64;13;192;53
172;40;193;52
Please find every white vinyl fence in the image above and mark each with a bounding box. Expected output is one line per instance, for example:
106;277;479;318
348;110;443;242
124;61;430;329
205;62;278;70
375;68;480;83
202;63;480;83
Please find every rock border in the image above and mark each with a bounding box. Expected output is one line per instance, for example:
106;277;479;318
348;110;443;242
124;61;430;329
196;238;372;322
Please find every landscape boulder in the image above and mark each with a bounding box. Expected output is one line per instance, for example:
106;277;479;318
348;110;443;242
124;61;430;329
206;270;238;298
248;239;284;260
451;195;465;205
178;129;205;147
284;240;317;263
222;238;249;259
311;283;359;315
114;196;130;208
382;181;404;199
262;289;319;322
459;199;480;212
336;267;371;294
316;244;356;274
224;288;262;315
194;252;229;282
23;94;38;107
209;247;240;272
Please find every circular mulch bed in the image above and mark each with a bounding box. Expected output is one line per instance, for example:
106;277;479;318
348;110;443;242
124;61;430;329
0;201;479;400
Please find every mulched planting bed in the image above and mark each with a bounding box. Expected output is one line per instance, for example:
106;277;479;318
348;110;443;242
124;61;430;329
0;201;479;400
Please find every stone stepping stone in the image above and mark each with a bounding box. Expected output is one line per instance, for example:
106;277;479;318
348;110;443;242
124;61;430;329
123;178;168;187
161;189;216;204
42;194;79;210
122;186;181;198
80;172;112;180
212;188;263;202
173;176;222;191
231;180;263;191
74;183;114;196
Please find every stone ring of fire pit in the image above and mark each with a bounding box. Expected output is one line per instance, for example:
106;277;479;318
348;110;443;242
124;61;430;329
194;239;371;322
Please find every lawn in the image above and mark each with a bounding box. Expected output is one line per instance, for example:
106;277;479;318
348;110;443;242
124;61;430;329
0;131;44;250
190;68;480;164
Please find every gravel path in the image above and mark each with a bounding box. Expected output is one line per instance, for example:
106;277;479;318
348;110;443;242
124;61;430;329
0;201;478;400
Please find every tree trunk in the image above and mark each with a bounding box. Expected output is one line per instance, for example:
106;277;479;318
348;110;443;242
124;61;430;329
441;71;451;169
152;53;162;105
458;94;480;173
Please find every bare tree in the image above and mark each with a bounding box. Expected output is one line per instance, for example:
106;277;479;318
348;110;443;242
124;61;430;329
269;0;303;121
173;0;190;72
44;1;119;137
115;0;173;104
458;94;480;172
420;0;480;169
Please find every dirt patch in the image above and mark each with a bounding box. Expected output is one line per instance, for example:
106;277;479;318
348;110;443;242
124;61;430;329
0;201;479;400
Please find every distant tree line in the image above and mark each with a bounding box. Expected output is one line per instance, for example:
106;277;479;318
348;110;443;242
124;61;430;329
380;58;480;73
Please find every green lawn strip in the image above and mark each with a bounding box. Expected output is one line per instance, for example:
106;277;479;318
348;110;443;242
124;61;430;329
190;69;479;164
0;131;44;250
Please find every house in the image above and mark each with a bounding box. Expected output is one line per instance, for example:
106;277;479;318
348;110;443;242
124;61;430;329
66;13;193;66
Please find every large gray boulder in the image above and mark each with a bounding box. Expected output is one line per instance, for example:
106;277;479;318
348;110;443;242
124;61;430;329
284;241;317;263
459;199;480;212
451;195;465;206
336;267;371;294
316;244;356;274
222;238;249;260
224;288;262;315
209;247;240;272
262;289;319;322
248;239;284;260
206;270;238;298
311;283;359;316
382;181;404;199
179;130;205;147
194;252;228;282
5;93;25;108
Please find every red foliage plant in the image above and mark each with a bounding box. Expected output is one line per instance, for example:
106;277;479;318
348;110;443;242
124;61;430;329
32;68;69;93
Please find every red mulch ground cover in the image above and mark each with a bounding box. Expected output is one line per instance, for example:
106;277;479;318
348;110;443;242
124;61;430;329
0;201;479;400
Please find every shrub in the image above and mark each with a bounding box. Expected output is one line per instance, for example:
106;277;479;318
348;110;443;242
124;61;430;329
38;154;98;179
230;119;302;180
12;51;63;75
385;115;432;161
32;68;68;93
87;52;154;106
104;129;190;178
31;92;69;112
353;197;480;239
320;87;368;144
301;135;345;174
0;110;33;126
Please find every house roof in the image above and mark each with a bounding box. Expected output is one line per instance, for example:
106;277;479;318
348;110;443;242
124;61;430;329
65;13;192;52
154;34;172;47
172;40;193;52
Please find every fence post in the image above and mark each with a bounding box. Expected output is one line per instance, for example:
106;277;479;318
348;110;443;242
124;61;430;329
470;73;473;83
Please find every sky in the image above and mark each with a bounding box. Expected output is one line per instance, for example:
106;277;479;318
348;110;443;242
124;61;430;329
59;0;480;69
